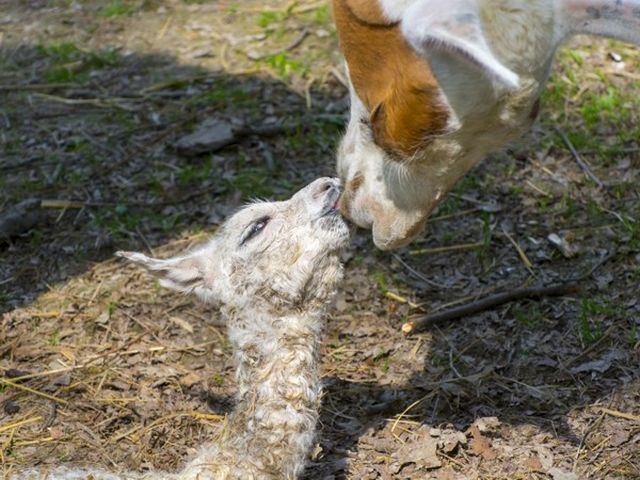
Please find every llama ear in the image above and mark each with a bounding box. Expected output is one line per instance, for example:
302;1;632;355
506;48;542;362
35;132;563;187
369;85;450;158
116;248;214;297
401;0;520;90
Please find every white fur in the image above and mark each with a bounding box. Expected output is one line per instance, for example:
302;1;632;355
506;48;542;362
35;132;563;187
15;178;350;480
338;0;640;249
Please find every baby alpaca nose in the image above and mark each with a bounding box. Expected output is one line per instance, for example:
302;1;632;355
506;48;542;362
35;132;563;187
310;178;341;201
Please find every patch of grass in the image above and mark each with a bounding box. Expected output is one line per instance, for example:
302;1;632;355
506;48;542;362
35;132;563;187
100;1;137;17
195;83;256;109
372;269;388;294
560;192;576;218
617;208;640;250
537;195;553;213
475;211;494;265
262;52;306;80
93;205;145;239
566;50;584;67
434;195;463;217
37;42;82;62
50;332;61;346
430;352;448;368
629;321;638;348
256;10;288;28
226;168;274;198
454;171;484;193
373;351;392;373
37;42;120;83
513;304;545;328
578;297;611;345
510;184;524;195
580;87;627;129
305;5;331;25
211;373;224;386
178;161;213;188
586;199;606;224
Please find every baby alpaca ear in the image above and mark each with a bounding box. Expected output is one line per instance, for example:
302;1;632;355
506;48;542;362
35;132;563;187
401;0;520;90
116;248;214;297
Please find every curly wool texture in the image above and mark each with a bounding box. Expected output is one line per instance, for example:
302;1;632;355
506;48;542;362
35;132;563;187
16;178;350;480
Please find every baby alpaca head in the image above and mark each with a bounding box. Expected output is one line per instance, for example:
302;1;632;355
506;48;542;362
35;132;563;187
117;178;350;309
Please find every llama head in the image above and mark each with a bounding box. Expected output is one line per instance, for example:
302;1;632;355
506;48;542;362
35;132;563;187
117;177;350;309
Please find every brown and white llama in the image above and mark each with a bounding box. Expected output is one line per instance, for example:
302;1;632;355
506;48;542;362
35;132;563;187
17;177;349;480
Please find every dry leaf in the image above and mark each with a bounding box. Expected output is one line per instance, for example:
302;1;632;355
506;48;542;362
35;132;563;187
396;431;442;470
468;425;497;460
524;455;543;472
535;446;554;471
472;416;501;433
170;316;194;333
570;349;626;374
95;311;109;324
609;429;630;447
438;429;467;454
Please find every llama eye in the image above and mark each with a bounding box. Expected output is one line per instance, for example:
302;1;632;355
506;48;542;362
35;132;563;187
240;216;270;246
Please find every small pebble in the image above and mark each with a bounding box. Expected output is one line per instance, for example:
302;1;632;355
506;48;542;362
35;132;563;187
3;400;20;415
5;368;30;379
609;52;622;62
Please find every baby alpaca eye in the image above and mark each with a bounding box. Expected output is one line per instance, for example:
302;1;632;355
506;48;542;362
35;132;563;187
240;216;270;245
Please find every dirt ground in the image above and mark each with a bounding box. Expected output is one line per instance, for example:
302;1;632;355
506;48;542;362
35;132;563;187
1;1;639;479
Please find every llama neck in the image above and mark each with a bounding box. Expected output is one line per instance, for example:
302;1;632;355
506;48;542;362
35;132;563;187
224;306;326;478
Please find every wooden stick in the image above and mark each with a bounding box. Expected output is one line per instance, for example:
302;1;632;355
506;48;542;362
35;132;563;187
0;83;79;91
0;416;43;434
593;407;640;423
0;378;69;404
554;127;605;188
501;228;534;274
408;242;483;256
402;282;580;335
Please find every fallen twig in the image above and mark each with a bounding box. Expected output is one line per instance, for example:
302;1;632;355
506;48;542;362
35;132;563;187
593;407;640;423
0;416;43;434
408;242;483;256
0;82;79;91
554;126;605;188
31;92;135;111
501;227;534;274
0;377;68;404
402;282;579;335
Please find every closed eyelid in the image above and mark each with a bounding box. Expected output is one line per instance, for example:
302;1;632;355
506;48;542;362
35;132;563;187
240;216;271;246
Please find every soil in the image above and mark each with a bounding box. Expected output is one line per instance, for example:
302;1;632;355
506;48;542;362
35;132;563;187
1;1;639;479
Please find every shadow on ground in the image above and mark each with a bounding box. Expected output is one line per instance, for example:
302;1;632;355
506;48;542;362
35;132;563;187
2;2;639;479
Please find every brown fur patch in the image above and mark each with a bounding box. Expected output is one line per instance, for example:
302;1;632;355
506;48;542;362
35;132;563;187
404;217;427;241
347;172;364;194
344;0;393;26
333;0;450;159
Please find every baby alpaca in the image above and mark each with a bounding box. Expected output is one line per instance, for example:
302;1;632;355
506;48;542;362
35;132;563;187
17;177;349;480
